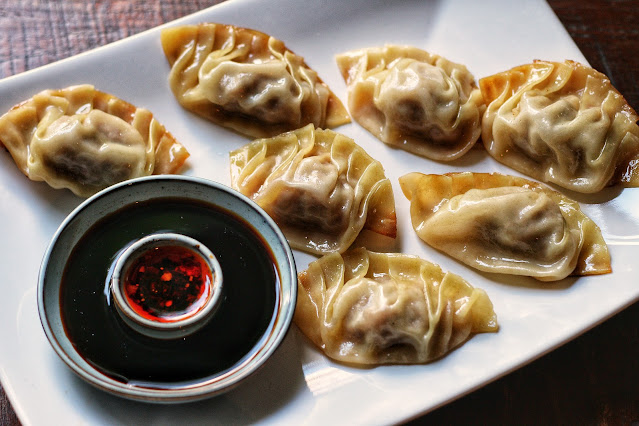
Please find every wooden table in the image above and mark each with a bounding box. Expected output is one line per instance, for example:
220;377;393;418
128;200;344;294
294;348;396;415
1;1;638;424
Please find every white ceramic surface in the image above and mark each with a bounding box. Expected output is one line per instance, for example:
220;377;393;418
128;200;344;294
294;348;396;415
1;0;638;424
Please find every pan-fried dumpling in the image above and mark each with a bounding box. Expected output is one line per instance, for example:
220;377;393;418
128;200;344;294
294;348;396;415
335;45;485;161
295;248;498;365
161;23;350;138
480;60;639;193
230;124;396;254
0;85;189;197
399;172;611;281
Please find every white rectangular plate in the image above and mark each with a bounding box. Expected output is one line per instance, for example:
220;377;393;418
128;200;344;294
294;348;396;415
2;0;638;424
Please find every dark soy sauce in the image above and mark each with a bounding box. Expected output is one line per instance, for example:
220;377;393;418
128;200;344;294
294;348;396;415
60;198;278;385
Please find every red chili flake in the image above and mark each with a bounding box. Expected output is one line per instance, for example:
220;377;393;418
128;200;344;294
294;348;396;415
123;245;212;322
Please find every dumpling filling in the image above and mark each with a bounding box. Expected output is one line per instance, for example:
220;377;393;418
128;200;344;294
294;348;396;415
30;109;147;190
196;61;304;125
421;187;581;280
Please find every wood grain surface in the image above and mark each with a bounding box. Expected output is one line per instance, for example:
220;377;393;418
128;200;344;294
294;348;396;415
1;0;638;425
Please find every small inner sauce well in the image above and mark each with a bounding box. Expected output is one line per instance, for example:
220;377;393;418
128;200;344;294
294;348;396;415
123;245;212;322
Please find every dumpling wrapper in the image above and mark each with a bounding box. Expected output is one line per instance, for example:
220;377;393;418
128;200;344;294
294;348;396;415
230;124;396;254
480;60;639;193
399;172;611;281
161;23;350;138
335;45;485;161
0;84;189;197
295;247;498;365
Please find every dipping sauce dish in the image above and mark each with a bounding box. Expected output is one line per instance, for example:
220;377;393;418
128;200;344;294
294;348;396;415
37;175;297;403
110;232;224;340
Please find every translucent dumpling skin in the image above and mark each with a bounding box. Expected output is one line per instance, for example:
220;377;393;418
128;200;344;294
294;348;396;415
336;45;485;161
294;248;498;365
0;85;189;197
161;23;350;138
480;60;639;193
399;172;611;281
229;124;396;254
